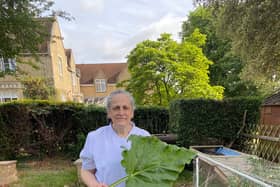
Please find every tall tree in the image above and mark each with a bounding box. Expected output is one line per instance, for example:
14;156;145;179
194;0;280;95
0;0;70;76
181;6;259;97
121;31;224;106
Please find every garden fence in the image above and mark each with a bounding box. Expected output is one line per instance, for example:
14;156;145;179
241;124;280;163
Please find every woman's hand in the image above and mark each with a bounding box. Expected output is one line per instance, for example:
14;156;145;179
93;182;108;187
81;168;108;187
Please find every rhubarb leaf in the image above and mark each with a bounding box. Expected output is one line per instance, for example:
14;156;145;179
110;135;196;187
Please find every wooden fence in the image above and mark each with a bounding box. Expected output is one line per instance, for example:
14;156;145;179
241;124;280;163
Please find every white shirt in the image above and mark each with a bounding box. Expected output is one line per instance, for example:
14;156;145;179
80;123;150;187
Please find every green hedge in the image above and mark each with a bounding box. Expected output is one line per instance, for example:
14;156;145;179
0;97;262;159
0;101;169;159
169;97;262;148
134;106;169;134
72;105;169;134
0;100;85;159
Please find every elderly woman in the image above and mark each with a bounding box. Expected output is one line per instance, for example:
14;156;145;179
80;90;150;187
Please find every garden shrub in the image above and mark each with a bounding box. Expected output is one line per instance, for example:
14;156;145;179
134;106;169;134
67;105;107;158
170;97;262;148
72;105;107;134
0;101;169;159
68;105;169;158
0;100;84;159
0;101;33;159
0;97;262;159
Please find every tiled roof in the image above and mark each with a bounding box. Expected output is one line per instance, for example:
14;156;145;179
263;91;280;105
76;63;128;84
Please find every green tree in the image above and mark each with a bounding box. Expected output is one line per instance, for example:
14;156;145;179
120;31;224;106
181;6;259;97
194;0;280;95
0;0;70;76
21;76;55;100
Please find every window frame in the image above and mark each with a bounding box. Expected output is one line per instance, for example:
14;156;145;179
0;57;16;71
95;79;106;92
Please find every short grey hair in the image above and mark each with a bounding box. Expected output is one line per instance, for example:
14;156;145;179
105;89;135;112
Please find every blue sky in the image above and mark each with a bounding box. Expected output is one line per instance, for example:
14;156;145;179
53;0;194;64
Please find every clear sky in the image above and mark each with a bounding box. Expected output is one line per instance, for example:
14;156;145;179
53;0;194;64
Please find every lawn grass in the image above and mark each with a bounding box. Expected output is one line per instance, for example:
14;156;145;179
11;157;81;187
10;157;193;187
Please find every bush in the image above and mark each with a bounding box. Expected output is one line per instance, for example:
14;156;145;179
134;106;169;134
0;100;84;159
0;101;169;159
67;105;108;158
73;105;107;134
0;102;32;159
169;97;262;147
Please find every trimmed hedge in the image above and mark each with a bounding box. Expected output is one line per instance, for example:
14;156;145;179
73;105;169;134
169;97;262;148
0;101;169;159
0;100;85;159
134;106;169;134
0;97;263;159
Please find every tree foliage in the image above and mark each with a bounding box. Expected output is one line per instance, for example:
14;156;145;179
21;76;55;100
0;0;50;57
194;0;280;94
121;32;224;106
181;6;259;97
0;0;71;76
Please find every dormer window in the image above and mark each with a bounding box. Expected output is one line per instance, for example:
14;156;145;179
0;57;16;72
95;79;106;92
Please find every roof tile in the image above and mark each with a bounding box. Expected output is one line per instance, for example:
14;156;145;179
76;63;128;84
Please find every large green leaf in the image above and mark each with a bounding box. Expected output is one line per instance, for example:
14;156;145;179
110;135;196;187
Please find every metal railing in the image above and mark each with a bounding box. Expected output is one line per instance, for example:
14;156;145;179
195;154;272;187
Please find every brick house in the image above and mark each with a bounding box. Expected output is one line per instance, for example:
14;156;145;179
0;17;83;102
76;63;129;104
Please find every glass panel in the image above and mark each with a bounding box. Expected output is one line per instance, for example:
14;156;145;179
0;57;4;71
4;58;10;70
0;58;16;71
95;79;106;92
9;59;16;70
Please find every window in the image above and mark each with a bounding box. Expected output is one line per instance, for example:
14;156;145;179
0;58;16;71
2;98;17;102
0;89;18;102
95;79;106;92
58;57;63;77
72;72;76;87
